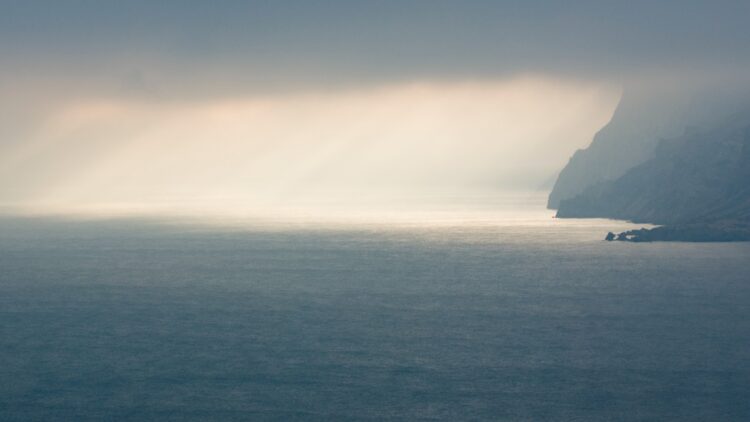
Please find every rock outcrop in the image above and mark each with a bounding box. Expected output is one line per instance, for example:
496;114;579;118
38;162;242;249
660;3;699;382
548;80;750;209
562;111;750;241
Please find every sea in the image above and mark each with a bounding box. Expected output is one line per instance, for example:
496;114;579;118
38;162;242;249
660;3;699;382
1;194;749;421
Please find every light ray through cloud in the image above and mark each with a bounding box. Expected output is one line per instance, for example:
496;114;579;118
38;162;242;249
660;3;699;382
2;76;619;216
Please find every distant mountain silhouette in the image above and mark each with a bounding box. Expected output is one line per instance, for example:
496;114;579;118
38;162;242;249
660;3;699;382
557;111;750;241
549;80;750;209
550;81;750;241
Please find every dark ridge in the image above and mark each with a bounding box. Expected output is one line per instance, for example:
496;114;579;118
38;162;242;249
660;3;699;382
559;111;750;242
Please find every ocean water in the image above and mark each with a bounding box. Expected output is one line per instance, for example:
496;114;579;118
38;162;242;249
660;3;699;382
1;199;749;421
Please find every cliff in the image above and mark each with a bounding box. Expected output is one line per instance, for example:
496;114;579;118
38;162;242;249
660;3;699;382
557;111;750;241
548;80;750;209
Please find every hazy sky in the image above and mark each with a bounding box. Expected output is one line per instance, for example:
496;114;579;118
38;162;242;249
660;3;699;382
2;1;749;211
4;1;749;96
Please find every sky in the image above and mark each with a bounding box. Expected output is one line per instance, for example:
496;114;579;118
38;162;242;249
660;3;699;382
1;1;749;212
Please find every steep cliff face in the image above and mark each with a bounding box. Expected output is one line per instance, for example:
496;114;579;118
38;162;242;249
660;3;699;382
556;111;750;240
547;81;750;209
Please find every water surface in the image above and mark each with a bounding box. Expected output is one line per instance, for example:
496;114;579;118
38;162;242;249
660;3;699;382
1;200;749;420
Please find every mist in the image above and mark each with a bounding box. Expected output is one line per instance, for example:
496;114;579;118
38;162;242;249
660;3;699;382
3;1;750;218
0;76;618;217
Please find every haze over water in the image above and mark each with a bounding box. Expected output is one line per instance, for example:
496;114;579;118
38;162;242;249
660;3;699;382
2;195;749;420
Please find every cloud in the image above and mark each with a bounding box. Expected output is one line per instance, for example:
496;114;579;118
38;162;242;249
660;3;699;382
2;1;750;98
1;1;748;212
